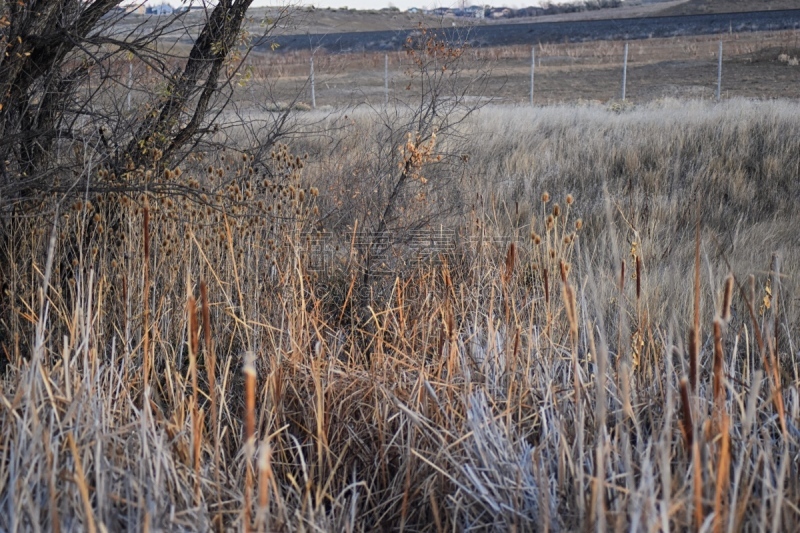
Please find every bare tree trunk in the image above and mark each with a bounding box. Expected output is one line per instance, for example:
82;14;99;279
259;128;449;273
127;0;255;166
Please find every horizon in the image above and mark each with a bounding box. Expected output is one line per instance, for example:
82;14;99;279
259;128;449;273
137;1;571;11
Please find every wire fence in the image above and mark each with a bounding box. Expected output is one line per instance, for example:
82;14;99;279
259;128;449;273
238;28;800;108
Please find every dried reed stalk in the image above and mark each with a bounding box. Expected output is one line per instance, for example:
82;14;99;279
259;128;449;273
693;438;703;530
67;433;97;533
713;413;730;533
244;466;253;533
396;277;405;337
143;200;150;397
769;254;787;437
543;268;549;305
588;325;606;533
257;442;272;532
44;429;60;533
188;295;201;503
690;217;701;392
771;253;780;352
243;352;257;533
201;281;222;528
740;262;786;437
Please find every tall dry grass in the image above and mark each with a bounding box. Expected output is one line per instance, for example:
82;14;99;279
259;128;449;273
1;98;799;531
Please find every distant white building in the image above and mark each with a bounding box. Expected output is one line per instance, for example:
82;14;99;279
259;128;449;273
147;3;173;15
465;5;485;18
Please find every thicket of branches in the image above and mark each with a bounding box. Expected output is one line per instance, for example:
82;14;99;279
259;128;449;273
0;0;289;205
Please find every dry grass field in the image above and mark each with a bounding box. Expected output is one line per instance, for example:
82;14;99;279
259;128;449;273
2;7;800;531
2;95;800;530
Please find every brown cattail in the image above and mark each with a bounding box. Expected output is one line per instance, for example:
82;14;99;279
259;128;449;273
721;274;734;323
566;194;574;205
713;319;724;411
559;260;568;284
620;259;626;292
679;377;693;450
244;352;256;449
635;255;642;302
563;281;578;346
504;242;516;282
689;326;699;392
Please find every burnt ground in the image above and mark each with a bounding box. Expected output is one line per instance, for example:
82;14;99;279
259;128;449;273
261;9;800;54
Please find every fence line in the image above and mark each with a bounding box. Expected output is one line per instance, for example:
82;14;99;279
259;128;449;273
716;40;723;102
530;46;535;105
260;30;800;107
621;42;628;101
310;57;316;109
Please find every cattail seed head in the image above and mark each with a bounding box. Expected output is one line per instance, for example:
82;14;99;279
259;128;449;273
553;204;561;217
541;192;550;203
566;194;574;205
722;273;734;322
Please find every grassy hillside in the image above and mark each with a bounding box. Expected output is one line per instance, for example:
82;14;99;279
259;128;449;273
1;98;798;530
